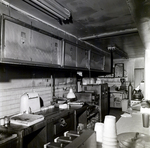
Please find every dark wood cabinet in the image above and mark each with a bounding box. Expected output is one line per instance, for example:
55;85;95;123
46;110;74;142
0;109;75;148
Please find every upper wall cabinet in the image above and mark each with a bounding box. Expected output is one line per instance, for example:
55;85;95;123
90;50;105;71
76;47;90;69
104;54;112;73
62;41;77;67
1;15;62;67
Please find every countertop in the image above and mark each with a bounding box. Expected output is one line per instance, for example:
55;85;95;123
116;111;150;135
0;105;88;148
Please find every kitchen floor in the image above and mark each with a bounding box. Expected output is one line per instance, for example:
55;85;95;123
109;108;123;121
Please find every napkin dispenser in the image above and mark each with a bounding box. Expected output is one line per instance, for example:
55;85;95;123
20;92;41;114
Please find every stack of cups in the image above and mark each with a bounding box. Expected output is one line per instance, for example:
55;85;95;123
102;115;118;148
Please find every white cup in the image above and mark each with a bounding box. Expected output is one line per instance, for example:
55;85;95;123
94;122;104;143
103;115;117;138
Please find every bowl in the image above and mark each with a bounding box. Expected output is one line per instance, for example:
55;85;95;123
117;132;150;148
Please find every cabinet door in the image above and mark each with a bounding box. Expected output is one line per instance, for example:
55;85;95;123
47;112;74;142
76;47;89;69
2;18;62;66
104;54;111;73
63;42;76;67
90;51;105;71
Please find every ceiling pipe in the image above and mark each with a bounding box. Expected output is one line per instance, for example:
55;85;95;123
79;28;138;40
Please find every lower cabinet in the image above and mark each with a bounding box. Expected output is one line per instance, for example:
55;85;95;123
47;111;74;142
0;110;75;148
0;136;18;148
23;126;47;148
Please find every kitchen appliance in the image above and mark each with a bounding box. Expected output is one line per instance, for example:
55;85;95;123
120;78;126;90
75;91;100;128
20;92;41;114
75;91;99;105
82;84;109;122
132;89;143;100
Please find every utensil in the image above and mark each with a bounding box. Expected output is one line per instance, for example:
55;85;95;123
131;132;139;142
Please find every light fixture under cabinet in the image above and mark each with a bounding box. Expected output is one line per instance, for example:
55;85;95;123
23;0;73;25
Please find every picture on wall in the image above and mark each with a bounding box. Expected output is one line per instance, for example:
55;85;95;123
114;63;124;77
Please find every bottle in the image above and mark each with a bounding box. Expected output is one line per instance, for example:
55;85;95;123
128;82;133;105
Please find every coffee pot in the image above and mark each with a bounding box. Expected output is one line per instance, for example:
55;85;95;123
132;89;143;100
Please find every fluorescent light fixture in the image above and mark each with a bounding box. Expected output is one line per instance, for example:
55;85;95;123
23;0;73;24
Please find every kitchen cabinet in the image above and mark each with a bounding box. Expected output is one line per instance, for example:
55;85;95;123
46;110;74;142
1;15;62;67
82;84;109;122
90;51;105;71
76;47;90;69
0;133;18;148
1;15;111;73
104;54;112;73
0;108;76;148
62;41;77;67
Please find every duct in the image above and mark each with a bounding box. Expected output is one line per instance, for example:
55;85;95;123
126;0;150;49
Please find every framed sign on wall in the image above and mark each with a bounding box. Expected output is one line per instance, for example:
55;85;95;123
114;63;124;77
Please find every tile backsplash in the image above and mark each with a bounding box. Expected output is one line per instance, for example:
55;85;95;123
0;64;76;118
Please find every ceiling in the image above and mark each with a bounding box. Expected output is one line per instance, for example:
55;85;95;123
2;0;145;59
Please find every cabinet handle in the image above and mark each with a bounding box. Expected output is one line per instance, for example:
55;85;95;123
60;118;67;127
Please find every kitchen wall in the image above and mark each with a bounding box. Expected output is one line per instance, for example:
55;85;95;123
100;57;145;91
0;3;79;118
0;64;76;118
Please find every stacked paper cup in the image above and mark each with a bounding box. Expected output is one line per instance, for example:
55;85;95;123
94;122;104;143
102;115;118;148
